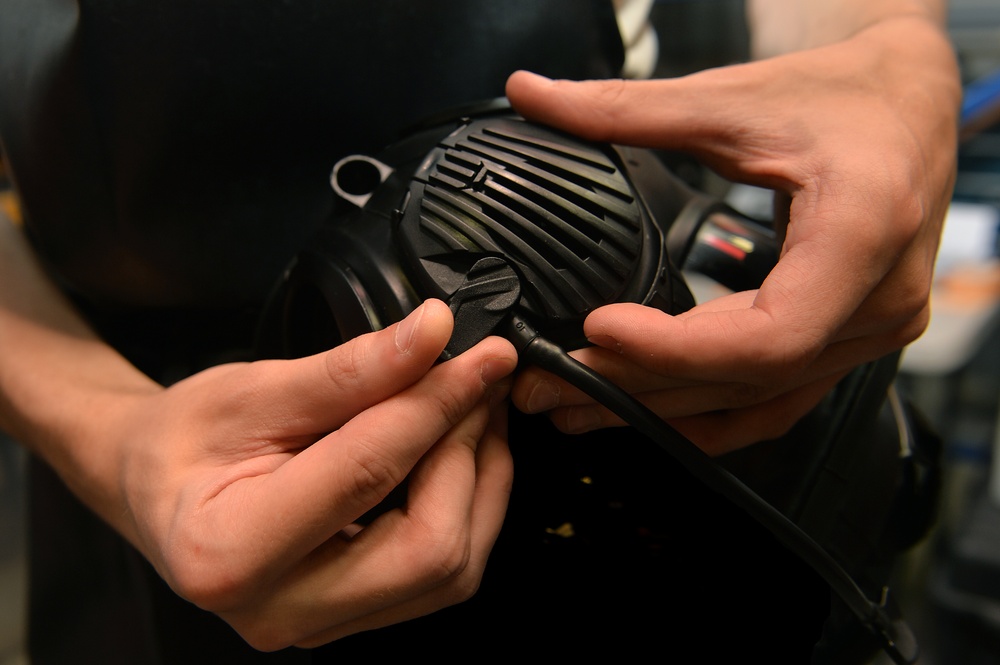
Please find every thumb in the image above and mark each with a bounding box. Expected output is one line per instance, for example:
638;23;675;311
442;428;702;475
504;69;728;147
225;299;457;440
505;68;800;189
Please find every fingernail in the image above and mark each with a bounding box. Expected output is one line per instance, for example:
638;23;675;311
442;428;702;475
480;356;516;386
395;303;425;354
525;380;560;413
587;334;623;354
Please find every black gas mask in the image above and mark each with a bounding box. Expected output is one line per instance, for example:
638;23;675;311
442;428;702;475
256;103;918;665
256;103;775;360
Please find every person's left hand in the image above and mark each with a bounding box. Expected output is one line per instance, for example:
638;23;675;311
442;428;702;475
506;15;960;456
108;300;518;649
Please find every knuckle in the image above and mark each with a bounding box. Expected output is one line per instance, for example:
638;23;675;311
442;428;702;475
878;309;931;356
160;519;272;614
895;196;927;243
425;378;480;431
322;339;367;393
867;283;932;352
397;523;476;595
416;532;473;585
231;611;314;653
166;551;256;612
233;622;293;653
167;556;297;652
891;305;931;348
895;281;932;326
898;306;931;345
441;571;483;605
343;440;410;506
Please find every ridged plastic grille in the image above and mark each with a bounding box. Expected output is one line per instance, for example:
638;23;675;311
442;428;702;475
415;120;647;316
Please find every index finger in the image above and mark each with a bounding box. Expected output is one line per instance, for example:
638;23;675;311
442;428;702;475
237;335;517;571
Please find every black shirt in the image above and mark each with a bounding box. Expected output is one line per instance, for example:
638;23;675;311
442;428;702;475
0;0;624;373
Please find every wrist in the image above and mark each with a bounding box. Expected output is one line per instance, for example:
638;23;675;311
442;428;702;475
0;308;163;542
0;216;163;540
748;0;948;59
854;15;962;118
8;357;162;542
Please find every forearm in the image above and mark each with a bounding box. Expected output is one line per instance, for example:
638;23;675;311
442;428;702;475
0;214;159;531
747;0;948;58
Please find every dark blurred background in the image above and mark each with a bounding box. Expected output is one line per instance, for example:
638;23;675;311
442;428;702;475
2;2;1000;664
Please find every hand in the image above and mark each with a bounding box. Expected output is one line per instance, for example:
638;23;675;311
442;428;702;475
506;15;960;455
109;299;517;649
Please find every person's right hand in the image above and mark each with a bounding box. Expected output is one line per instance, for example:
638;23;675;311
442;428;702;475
504;13;959;455
104;299;517;650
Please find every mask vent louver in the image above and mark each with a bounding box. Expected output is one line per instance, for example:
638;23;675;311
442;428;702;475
400;116;651;323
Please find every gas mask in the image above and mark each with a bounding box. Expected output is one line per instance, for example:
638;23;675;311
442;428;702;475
256;103;918;665
256;103;776;360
